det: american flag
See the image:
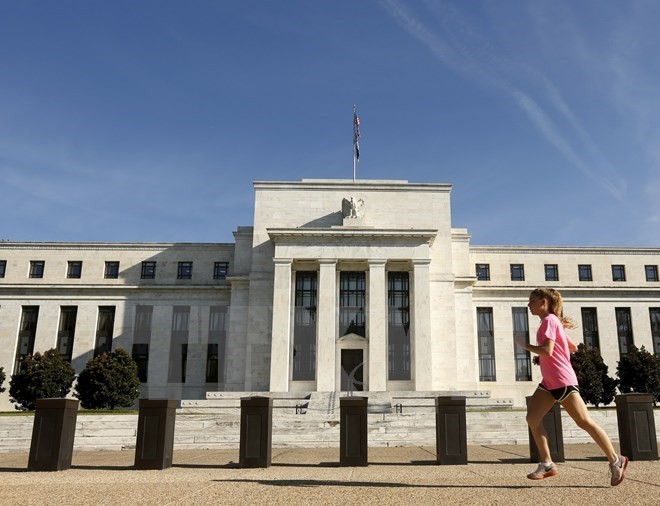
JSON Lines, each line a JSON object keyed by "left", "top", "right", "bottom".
{"left": 353, "top": 106, "right": 361, "bottom": 160}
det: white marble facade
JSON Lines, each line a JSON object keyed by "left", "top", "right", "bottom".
{"left": 1, "top": 179, "right": 659, "bottom": 409}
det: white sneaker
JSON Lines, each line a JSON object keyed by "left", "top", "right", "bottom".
{"left": 610, "top": 455, "right": 628, "bottom": 486}
{"left": 527, "top": 462, "right": 559, "bottom": 480}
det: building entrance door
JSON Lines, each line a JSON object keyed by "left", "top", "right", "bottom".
{"left": 340, "top": 349, "right": 364, "bottom": 391}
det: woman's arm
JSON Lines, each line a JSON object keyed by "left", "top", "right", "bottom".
{"left": 514, "top": 336, "right": 555, "bottom": 357}
{"left": 567, "top": 337, "right": 578, "bottom": 354}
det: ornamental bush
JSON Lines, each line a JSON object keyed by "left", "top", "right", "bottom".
{"left": 74, "top": 348, "right": 141, "bottom": 410}
{"left": 570, "top": 343, "right": 618, "bottom": 407}
{"left": 617, "top": 345, "right": 660, "bottom": 405}
{"left": 9, "top": 349, "right": 76, "bottom": 411}
{"left": 0, "top": 366, "right": 6, "bottom": 393}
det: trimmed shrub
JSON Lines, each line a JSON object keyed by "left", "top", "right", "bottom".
{"left": 9, "top": 349, "right": 76, "bottom": 411}
{"left": 74, "top": 348, "right": 141, "bottom": 410}
{"left": 0, "top": 366, "right": 6, "bottom": 393}
{"left": 571, "top": 344, "right": 618, "bottom": 407}
{"left": 617, "top": 345, "right": 660, "bottom": 405}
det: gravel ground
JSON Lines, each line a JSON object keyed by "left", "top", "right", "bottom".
{"left": 0, "top": 444, "right": 658, "bottom": 505}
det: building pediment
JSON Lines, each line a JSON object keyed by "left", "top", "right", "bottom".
{"left": 337, "top": 333, "right": 367, "bottom": 343}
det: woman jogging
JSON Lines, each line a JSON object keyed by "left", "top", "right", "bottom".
{"left": 514, "top": 288, "right": 627, "bottom": 486}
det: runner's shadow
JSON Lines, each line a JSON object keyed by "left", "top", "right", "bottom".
{"left": 214, "top": 478, "right": 607, "bottom": 490}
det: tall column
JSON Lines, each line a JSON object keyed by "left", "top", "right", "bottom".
{"left": 316, "top": 260, "right": 337, "bottom": 391}
{"left": 269, "top": 258, "right": 293, "bottom": 392}
{"left": 368, "top": 260, "right": 387, "bottom": 391}
{"left": 413, "top": 259, "right": 433, "bottom": 391}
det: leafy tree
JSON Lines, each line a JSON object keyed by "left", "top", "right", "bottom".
{"left": 0, "top": 366, "right": 6, "bottom": 394}
{"left": 617, "top": 345, "right": 660, "bottom": 405}
{"left": 74, "top": 348, "right": 141, "bottom": 410}
{"left": 9, "top": 349, "right": 76, "bottom": 411}
{"left": 570, "top": 344, "right": 618, "bottom": 407}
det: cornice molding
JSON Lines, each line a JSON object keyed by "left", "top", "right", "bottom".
{"left": 0, "top": 242, "right": 234, "bottom": 251}
{"left": 470, "top": 246, "right": 660, "bottom": 255}
{"left": 254, "top": 179, "right": 452, "bottom": 193}
{"left": 268, "top": 228, "right": 437, "bottom": 246}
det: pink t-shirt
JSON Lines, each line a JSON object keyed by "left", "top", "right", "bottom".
{"left": 537, "top": 313, "right": 578, "bottom": 390}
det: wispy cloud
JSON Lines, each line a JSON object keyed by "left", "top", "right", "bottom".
{"left": 379, "top": 0, "right": 626, "bottom": 201}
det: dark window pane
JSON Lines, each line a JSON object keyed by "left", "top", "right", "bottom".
{"left": 29, "top": 261, "right": 44, "bottom": 278}
{"left": 476, "top": 264, "right": 490, "bottom": 281}
{"left": 67, "top": 261, "right": 82, "bottom": 279}
{"left": 104, "top": 261, "right": 120, "bottom": 279}
{"left": 141, "top": 261, "right": 156, "bottom": 279}
{"left": 477, "top": 307, "right": 496, "bottom": 381}
{"left": 544, "top": 264, "right": 559, "bottom": 282}
{"left": 512, "top": 307, "right": 531, "bottom": 381}
{"left": 510, "top": 264, "right": 525, "bottom": 281}
{"left": 578, "top": 264, "right": 592, "bottom": 281}
{"left": 612, "top": 265, "right": 626, "bottom": 282}
{"left": 581, "top": 308, "right": 600, "bottom": 349}
{"left": 645, "top": 265, "right": 658, "bottom": 282}
{"left": 214, "top": 262, "right": 229, "bottom": 280}
{"left": 177, "top": 262, "right": 193, "bottom": 279}
{"left": 293, "top": 271, "right": 317, "bottom": 381}
{"left": 339, "top": 272, "right": 366, "bottom": 337}
{"left": 615, "top": 308, "right": 634, "bottom": 355}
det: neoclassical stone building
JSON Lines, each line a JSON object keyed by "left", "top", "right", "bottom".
{"left": 1, "top": 179, "right": 659, "bottom": 409}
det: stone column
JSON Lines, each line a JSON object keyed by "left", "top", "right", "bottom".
{"left": 368, "top": 259, "right": 387, "bottom": 391}
{"left": 269, "top": 258, "right": 293, "bottom": 392}
{"left": 316, "top": 260, "right": 337, "bottom": 391}
{"left": 413, "top": 259, "right": 432, "bottom": 391}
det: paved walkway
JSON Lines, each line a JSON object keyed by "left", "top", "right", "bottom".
{"left": 0, "top": 444, "right": 658, "bottom": 505}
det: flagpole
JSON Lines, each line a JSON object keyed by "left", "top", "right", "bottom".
{"left": 353, "top": 105, "right": 356, "bottom": 182}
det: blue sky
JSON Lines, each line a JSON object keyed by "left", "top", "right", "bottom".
{"left": 1, "top": 1, "right": 659, "bottom": 247}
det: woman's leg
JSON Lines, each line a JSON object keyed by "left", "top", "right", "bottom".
{"left": 526, "top": 388, "right": 557, "bottom": 463}
{"left": 561, "top": 393, "right": 617, "bottom": 463}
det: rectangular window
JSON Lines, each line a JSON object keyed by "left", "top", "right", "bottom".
{"left": 206, "top": 343, "right": 219, "bottom": 383}
{"left": 510, "top": 264, "right": 525, "bottom": 281}
{"left": 67, "top": 261, "right": 82, "bottom": 279}
{"left": 0, "top": 260, "right": 6, "bottom": 278}
{"left": 134, "top": 305, "right": 153, "bottom": 339}
{"left": 29, "top": 261, "right": 44, "bottom": 279}
{"left": 177, "top": 261, "right": 193, "bottom": 280}
{"left": 14, "top": 306, "right": 39, "bottom": 374}
{"left": 104, "top": 261, "right": 120, "bottom": 279}
{"left": 169, "top": 306, "right": 190, "bottom": 382}
{"left": 133, "top": 305, "right": 153, "bottom": 382}
{"left": 293, "top": 271, "right": 317, "bottom": 381}
{"left": 477, "top": 307, "right": 496, "bottom": 381}
{"left": 544, "top": 264, "right": 559, "bottom": 282}
{"left": 208, "top": 306, "right": 228, "bottom": 383}
{"left": 57, "top": 306, "right": 78, "bottom": 362}
{"left": 578, "top": 264, "right": 592, "bottom": 281}
{"left": 141, "top": 261, "right": 156, "bottom": 279}
{"left": 615, "top": 307, "right": 634, "bottom": 356}
{"left": 180, "top": 343, "right": 188, "bottom": 383}
{"left": 512, "top": 308, "right": 532, "bottom": 381}
{"left": 650, "top": 308, "right": 660, "bottom": 356}
{"left": 132, "top": 343, "right": 149, "bottom": 383}
{"left": 388, "top": 272, "right": 411, "bottom": 381}
{"left": 580, "top": 308, "right": 600, "bottom": 349}
{"left": 645, "top": 265, "right": 659, "bottom": 282}
{"left": 214, "top": 262, "right": 229, "bottom": 280}
{"left": 94, "top": 306, "right": 116, "bottom": 357}
{"left": 612, "top": 265, "right": 626, "bottom": 282}
{"left": 339, "top": 272, "right": 366, "bottom": 337}
{"left": 475, "top": 264, "right": 490, "bottom": 281}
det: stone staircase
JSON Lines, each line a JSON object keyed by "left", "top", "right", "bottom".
{"left": 0, "top": 391, "right": 655, "bottom": 452}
